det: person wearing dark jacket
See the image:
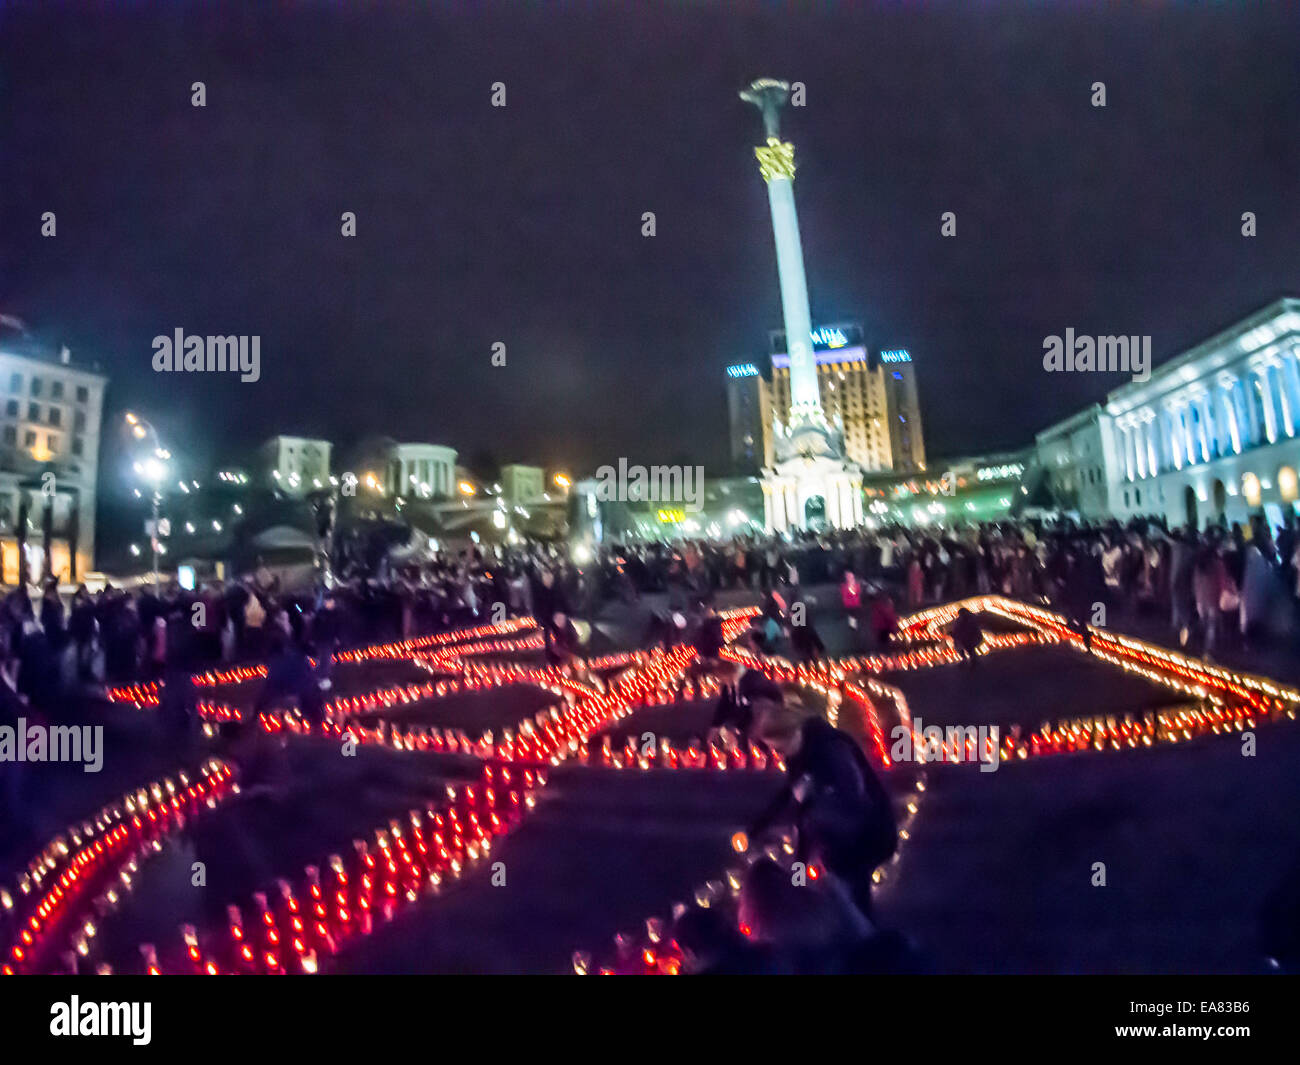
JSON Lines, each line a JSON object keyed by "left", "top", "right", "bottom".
{"left": 949, "top": 607, "right": 983, "bottom": 664}
{"left": 713, "top": 662, "right": 784, "bottom": 743}
{"left": 544, "top": 611, "right": 584, "bottom": 667}
{"left": 0, "top": 653, "right": 30, "bottom": 841}
{"left": 749, "top": 714, "right": 897, "bottom": 919}
{"left": 788, "top": 603, "right": 826, "bottom": 662}
{"left": 695, "top": 611, "right": 725, "bottom": 662}
{"left": 532, "top": 568, "right": 573, "bottom": 656}
{"left": 40, "top": 584, "right": 66, "bottom": 652}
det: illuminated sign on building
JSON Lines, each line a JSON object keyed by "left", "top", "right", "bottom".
{"left": 727, "top": 363, "right": 759, "bottom": 378}
{"left": 811, "top": 326, "right": 848, "bottom": 349}
{"left": 656, "top": 508, "right": 686, "bottom": 523}
{"left": 880, "top": 349, "right": 911, "bottom": 363}
{"left": 976, "top": 463, "right": 1025, "bottom": 481}
{"left": 771, "top": 322, "right": 864, "bottom": 356}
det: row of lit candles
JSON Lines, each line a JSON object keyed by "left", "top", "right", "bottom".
{"left": 2, "top": 760, "right": 236, "bottom": 975}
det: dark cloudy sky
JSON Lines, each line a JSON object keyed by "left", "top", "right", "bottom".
{"left": 2, "top": 1, "right": 1297, "bottom": 483}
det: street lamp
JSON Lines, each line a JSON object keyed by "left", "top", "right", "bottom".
{"left": 125, "top": 413, "right": 170, "bottom": 585}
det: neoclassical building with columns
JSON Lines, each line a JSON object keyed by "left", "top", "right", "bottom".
{"left": 1037, "top": 297, "right": 1300, "bottom": 530}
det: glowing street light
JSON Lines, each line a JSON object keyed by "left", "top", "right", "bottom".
{"left": 458, "top": 480, "right": 476, "bottom": 497}
{"left": 125, "top": 414, "right": 171, "bottom": 585}
{"left": 554, "top": 473, "right": 572, "bottom": 489}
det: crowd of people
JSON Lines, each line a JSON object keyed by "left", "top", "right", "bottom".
{"left": 599, "top": 511, "right": 1300, "bottom": 663}
{"left": 0, "top": 549, "right": 600, "bottom": 711}
{"left": 4, "top": 508, "right": 1298, "bottom": 715}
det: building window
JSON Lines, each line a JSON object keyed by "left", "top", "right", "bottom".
{"left": 74, "top": 410, "right": 85, "bottom": 431}
{"left": 5, "top": 400, "right": 15, "bottom": 417}
{"left": 49, "top": 407, "right": 61, "bottom": 427}
{"left": 51, "top": 381, "right": 64, "bottom": 399}
{"left": 29, "top": 378, "right": 41, "bottom": 397}
{"left": 72, "top": 437, "right": 84, "bottom": 457}
{"left": 2, "top": 426, "right": 13, "bottom": 445}
{"left": 47, "top": 435, "right": 58, "bottom": 455}
{"left": 27, "top": 403, "right": 39, "bottom": 422}
{"left": 9, "top": 373, "right": 20, "bottom": 392}
{"left": 23, "top": 431, "right": 35, "bottom": 447}
{"left": 76, "top": 385, "right": 88, "bottom": 404}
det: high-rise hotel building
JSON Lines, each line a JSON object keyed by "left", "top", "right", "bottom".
{"left": 726, "top": 322, "right": 926, "bottom": 475}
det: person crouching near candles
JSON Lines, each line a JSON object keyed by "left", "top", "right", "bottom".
{"left": 949, "top": 606, "right": 984, "bottom": 666}
{"left": 788, "top": 594, "right": 827, "bottom": 663}
{"left": 869, "top": 592, "right": 899, "bottom": 649}
{"left": 746, "top": 707, "right": 898, "bottom": 921}
{"left": 709, "top": 650, "right": 784, "bottom": 748}
{"left": 546, "top": 610, "right": 603, "bottom": 692}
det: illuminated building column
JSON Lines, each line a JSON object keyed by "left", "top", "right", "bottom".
{"left": 1202, "top": 394, "right": 1220, "bottom": 458}
{"left": 1144, "top": 415, "right": 1158, "bottom": 476}
{"left": 764, "top": 482, "right": 785, "bottom": 533}
{"left": 1179, "top": 405, "right": 1196, "bottom": 466}
{"left": 1194, "top": 394, "right": 1211, "bottom": 462}
{"left": 1133, "top": 421, "right": 1148, "bottom": 479}
{"left": 1256, "top": 366, "right": 1278, "bottom": 443}
{"left": 1282, "top": 350, "right": 1300, "bottom": 435}
{"left": 1269, "top": 360, "right": 1295, "bottom": 437}
{"left": 1238, "top": 375, "right": 1259, "bottom": 446}
{"left": 741, "top": 79, "right": 820, "bottom": 423}
{"left": 1219, "top": 379, "right": 1242, "bottom": 454}
{"left": 1163, "top": 409, "right": 1182, "bottom": 470}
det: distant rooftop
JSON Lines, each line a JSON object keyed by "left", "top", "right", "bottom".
{"left": 0, "top": 314, "right": 104, "bottom": 375}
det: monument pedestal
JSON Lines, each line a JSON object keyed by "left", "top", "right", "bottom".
{"left": 762, "top": 457, "right": 863, "bottom": 533}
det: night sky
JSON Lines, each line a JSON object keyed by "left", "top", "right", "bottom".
{"left": 2, "top": 2, "right": 1297, "bottom": 486}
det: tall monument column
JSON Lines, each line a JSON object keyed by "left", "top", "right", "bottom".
{"left": 740, "top": 79, "right": 821, "bottom": 425}
{"left": 741, "top": 78, "right": 862, "bottom": 533}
